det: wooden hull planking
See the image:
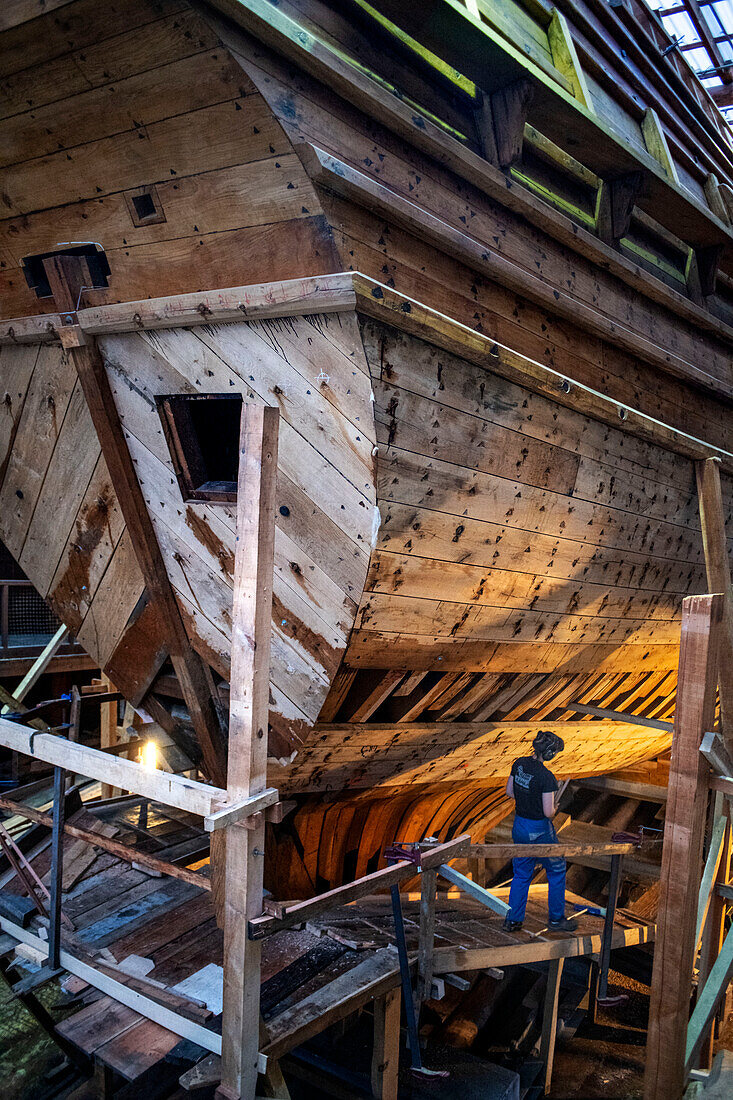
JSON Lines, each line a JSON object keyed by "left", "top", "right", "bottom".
{"left": 1, "top": 0, "right": 732, "bottom": 816}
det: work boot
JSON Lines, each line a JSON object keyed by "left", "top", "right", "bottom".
{"left": 502, "top": 917, "right": 523, "bottom": 932}
{"left": 548, "top": 916, "right": 578, "bottom": 932}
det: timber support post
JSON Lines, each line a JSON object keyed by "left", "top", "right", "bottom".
{"left": 371, "top": 988, "right": 400, "bottom": 1100}
{"left": 644, "top": 593, "right": 724, "bottom": 1100}
{"left": 696, "top": 458, "right": 733, "bottom": 750}
{"left": 216, "top": 403, "right": 280, "bottom": 1100}
{"left": 539, "top": 957, "right": 564, "bottom": 1095}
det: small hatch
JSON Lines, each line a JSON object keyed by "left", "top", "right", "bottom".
{"left": 157, "top": 394, "right": 243, "bottom": 503}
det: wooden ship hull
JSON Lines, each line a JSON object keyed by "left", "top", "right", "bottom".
{"left": 1, "top": 0, "right": 733, "bottom": 888}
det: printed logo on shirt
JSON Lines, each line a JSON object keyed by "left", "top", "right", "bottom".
{"left": 514, "top": 764, "right": 533, "bottom": 790}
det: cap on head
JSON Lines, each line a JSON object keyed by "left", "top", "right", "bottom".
{"left": 533, "top": 729, "right": 564, "bottom": 762}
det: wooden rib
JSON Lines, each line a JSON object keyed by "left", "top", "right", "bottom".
{"left": 347, "top": 671, "right": 404, "bottom": 722}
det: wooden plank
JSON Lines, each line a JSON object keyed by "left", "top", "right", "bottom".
{"left": 696, "top": 458, "right": 733, "bottom": 750}
{"left": 371, "top": 988, "right": 400, "bottom": 1100}
{"left": 2, "top": 93, "right": 288, "bottom": 216}
{"left": 539, "top": 957, "right": 564, "bottom": 1094}
{"left": 263, "top": 948, "right": 401, "bottom": 1059}
{"left": 686, "top": 922, "right": 733, "bottom": 1070}
{"left": 345, "top": 633, "right": 682, "bottom": 673}
{"left": 203, "top": 788, "right": 280, "bottom": 833}
{"left": 0, "top": 343, "right": 78, "bottom": 559}
{"left": 433, "top": 920, "right": 653, "bottom": 973}
{"left": 0, "top": 914, "right": 224, "bottom": 1057}
{"left": 641, "top": 108, "right": 680, "bottom": 184}
{"left": 437, "top": 863, "right": 510, "bottom": 917}
{"left": 695, "top": 814, "right": 727, "bottom": 951}
{"left": 564, "top": 704, "right": 672, "bottom": 731}
{"left": 95, "top": 1017, "right": 180, "bottom": 1080}
{"left": 468, "top": 842, "right": 637, "bottom": 860}
{"left": 0, "top": 715, "right": 226, "bottom": 816}
{"left": 218, "top": 404, "right": 279, "bottom": 1100}
{"left": 574, "top": 776, "right": 669, "bottom": 802}
{"left": 73, "top": 275, "right": 356, "bottom": 335}
{"left": 644, "top": 594, "right": 724, "bottom": 1100}
{"left": 0, "top": 796, "right": 211, "bottom": 890}
{"left": 698, "top": 806, "right": 731, "bottom": 1067}
{"left": 249, "top": 835, "right": 470, "bottom": 940}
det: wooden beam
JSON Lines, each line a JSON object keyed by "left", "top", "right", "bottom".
{"left": 694, "top": 245, "right": 724, "bottom": 298}
{"left": 644, "top": 594, "right": 724, "bottom": 1100}
{"left": 695, "top": 813, "right": 727, "bottom": 952}
{"left": 437, "top": 863, "right": 510, "bottom": 916}
{"left": 696, "top": 458, "right": 733, "bottom": 751}
{"left": 700, "top": 731, "right": 733, "bottom": 777}
{"left": 203, "top": 788, "right": 280, "bottom": 833}
{"left": 43, "top": 254, "right": 227, "bottom": 787}
{"left": 72, "top": 274, "right": 356, "bottom": 336}
{"left": 596, "top": 171, "right": 644, "bottom": 245}
{"left": 641, "top": 108, "right": 680, "bottom": 184}
{"left": 416, "top": 868, "right": 437, "bottom": 1023}
{"left": 697, "top": 800, "right": 731, "bottom": 1068}
{"left": 491, "top": 78, "right": 534, "bottom": 167}
{"left": 249, "top": 835, "right": 470, "bottom": 940}
{"left": 574, "top": 777, "right": 668, "bottom": 802}
{"left": 539, "top": 958, "right": 564, "bottom": 1094}
{"left": 547, "top": 9, "right": 592, "bottom": 107}
{"left": 0, "top": 796, "right": 211, "bottom": 891}
{"left": 99, "top": 674, "right": 118, "bottom": 801}
{"left": 686, "top": 922, "right": 733, "bottom": 1071}
{"left": 564, "top": 703, "right": 672, "bottom": 731}
{"left": 218, "top": 404, "right": 279, "bottom": 1100}
{"left": 0, "top": 715, "right": 226, "bottom": 814}
{"left": 468, "top": 841, "right": 638, "bottom": 859}
{"left": 0, "top": 685, "right": 48, "bottom": 731}
{"left": 433, "top": 920, "right": 654, "bottom": 974}
{"left": 371, "top": 989, "right": 400, "bottom": 1100}
{"left": 704, "top": 174, "right": 731, "bottom": 226}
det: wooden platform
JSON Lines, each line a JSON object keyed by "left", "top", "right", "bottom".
{"left": 0, "top": 797, "right": 654, "bottom": 1085}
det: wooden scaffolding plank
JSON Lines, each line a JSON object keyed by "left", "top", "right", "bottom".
{"left": 644, "top": 593, "right": 724, "bottom": 1100}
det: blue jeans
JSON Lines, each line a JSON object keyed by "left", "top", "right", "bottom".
{"left": 507, "top": 815, "right": 567, "bottom": 924}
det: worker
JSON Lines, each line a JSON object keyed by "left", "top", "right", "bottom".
{"left": 502, "top": 730, "right": 577, "bottom": 933}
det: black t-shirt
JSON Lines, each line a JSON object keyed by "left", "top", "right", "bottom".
{"left": 510, "top": 756, "right": 558, "bottom": 820}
